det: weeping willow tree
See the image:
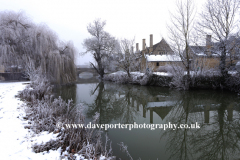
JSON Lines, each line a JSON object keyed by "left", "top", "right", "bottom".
{"left": 0, "top": 11, "right": 76, "bottom": 84}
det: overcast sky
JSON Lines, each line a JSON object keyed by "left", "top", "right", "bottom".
{"left": 0, "top": 0, "right": 206, "bottom": 65}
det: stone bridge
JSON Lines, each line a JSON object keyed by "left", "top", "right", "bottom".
{"left": 76, "top": 68, "right": 99, "bottom": 83}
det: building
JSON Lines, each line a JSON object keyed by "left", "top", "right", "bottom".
{"left": 137, "top": 34, "right": 182, "bottom": 72}
{"left": 138, "top": 34, "right": 240, "bottom": 73}
{"left": 188, "top": 35, "right": 240, "bottom": 71}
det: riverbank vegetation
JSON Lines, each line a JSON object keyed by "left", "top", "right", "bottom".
{"left": 18, "top": 76, "right": 116, "bottom": 159}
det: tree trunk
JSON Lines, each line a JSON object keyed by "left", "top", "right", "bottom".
{"left": 220, "top": 45, "right": 227, "bottom": 78}
{"left": 127, "top": 68, "right": 131, "bottom": 78}
{"left": 97, "top": 59, "right": 104, "bottom": 79}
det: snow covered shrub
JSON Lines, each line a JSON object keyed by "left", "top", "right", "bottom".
{"left": 103, "top": 71, "right": 130, "bottom": 83}
{"left": 28, "top": 96, "right": 80, "bottom": 132}
{"left": 138, "top": 67, "right": 153, "bottom": 85}
{"left": 139, "top": 74, "right": 150, "bottom": 85}
{"left": 19, "top": 76, "right": 52, "bottom": 101}
{"left": 118, "top": 142, "right": 133, "bottom": 160}
{"left": 20, "top": 78, "right": 115, "bottom": 159}
{"left": 167, "top": 65, "right": 188, "bottom": 90}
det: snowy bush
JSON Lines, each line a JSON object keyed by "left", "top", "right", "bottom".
{"left": 118, "top": 142, "right": 133, "bottom": 160}
{"left": 19, "top": 76, "right": 52, "bottom": 101}
{"left": 139, "top": 74, "right": 150, "bottom": 85}
{"left": 103, "top": 71, "right": 130, "bottom": 83}
{"left": 19, "top": 78, "right": 115, "bottom": 159}
{"left": 163, "top": 64, "right": 187, "bottom": 89}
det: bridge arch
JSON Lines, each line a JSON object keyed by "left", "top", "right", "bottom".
{"left": 76, "top": 68, "right": 98, "bottom": 79}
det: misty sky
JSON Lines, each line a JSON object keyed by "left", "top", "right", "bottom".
{"left": 0, "top": 0, "right": 206, "bottom": 65}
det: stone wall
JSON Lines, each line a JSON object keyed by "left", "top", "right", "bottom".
{"left": 193, "top": 57, "right": 238, "bottom": 70}
{"left": 148, "top": 61, "right": 183, "bottom": 71}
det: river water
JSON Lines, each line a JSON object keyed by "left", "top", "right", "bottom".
{"left": 56, "top": 80, "right": 240, "bottom": 160}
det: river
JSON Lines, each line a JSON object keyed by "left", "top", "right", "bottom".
{"left": 55, "top": 80, "right": 240, "bottom": 160}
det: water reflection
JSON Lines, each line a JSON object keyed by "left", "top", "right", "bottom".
{"left": 162, "top": 91, "right": 240, "bottom": 160}
{"left": 86, "top": 82, "right": 140, "bottom": 124}
{"left": 54, "top": 84, "right": 76, "bottom": 104}
{"left": 57, "top": 82, "right": 240, "bottom": 160}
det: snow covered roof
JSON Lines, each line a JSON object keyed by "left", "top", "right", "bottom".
{"left": 189, "top": 46, "right": 207, "bottom": 56}
{"left": 189, "top": 46, "right": 221, "bottom": 57}
{"left": 146, "top": 55, "right": 182, "bottom": 62}
{"left": 195, "top": 53, "right": 207, "bottom": 56}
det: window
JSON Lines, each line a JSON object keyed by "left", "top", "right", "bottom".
{"left": 158, "top": 50, "right": 166, "bottom": 55}
{"left": 156, "top": 62, "right": 159, "bottom": 66}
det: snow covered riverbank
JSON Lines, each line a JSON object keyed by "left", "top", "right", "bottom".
{"left": 0, "top": 82, "right": 61, "bottom": 160}
{"left": 0, "top": 82, "right": 113, "bottom": 160}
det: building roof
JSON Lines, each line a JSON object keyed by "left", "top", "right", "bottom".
{"left": 145, "top": 38, "right": 174, "bottom": 54}
{"left": 189, "top": 46, "right": 207, "bottom": 56}
{"left": 147, "top": 101, "right": 175, "bottom": 120}
{"left": 189, "top": 45, "right": 222, "bottom": 57}
{"left": 154, "top": 38, "right": 174, "bottom": 53}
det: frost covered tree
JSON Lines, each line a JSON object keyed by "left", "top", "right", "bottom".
{"left": 0, "top": 11, "right": 32, "bottom": 70}
{"left": 0, "top": 11, "right": 76, "bottom": 84}
{"left": 198, "top": 0, "right": 240, "bottom": 77}
{"left": 168, "top": 0, "right": 196, "bottom": 89}
{"left": 82, "top": 19, "right": 117, "bottom": 79}
{"left": 116, "top": 38, "right": 139, "bottom": 77}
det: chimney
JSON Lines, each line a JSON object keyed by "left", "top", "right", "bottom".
{"left": 206, "top": 35, "right": 211, "bottom": 56}
{"left": 150, "top": 34, "right": 153, "bottom": 53}
{"left": 131, "top": 46, "right": 134, "bottom": 54}
{"left": 142, "top": 39, "right": 146, "bottom": 51}
{"left": 136, "top": 43, "right": 139, "bottom": 52}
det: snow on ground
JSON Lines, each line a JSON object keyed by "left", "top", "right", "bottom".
{"left": 130, "top": 72, "right": 144, "bottom": 76}
{"left": 109, "top": 71, "right": 171, "bottom": 77}
{"left": 109, "top": 71, "right": 126, "bottom": 75}
{"left": 0, "top": 82, "right": 61, "bottom": 160}
{"left": 0, "top": 81, "right": 110, "bottom": 160}
{"left": 228, "top": 71, "right": 238, "bottom": 75}
{"left": 153, "top": 72, "right": 172, "bottom": 77}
